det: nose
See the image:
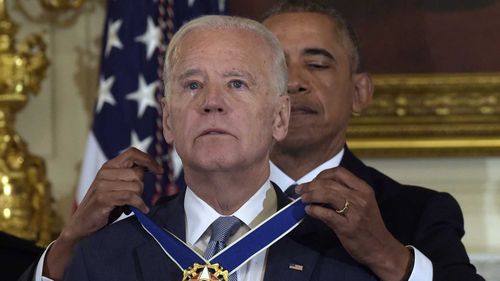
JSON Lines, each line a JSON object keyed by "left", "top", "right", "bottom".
{"left": 287, "top": 65, "right": 309, "bottom": 95}
{"left": 201, "top": 85, "right": 227, "bottom": 114}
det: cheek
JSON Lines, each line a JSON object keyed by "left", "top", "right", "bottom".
{"left": 168, "top": 108, "right": 192, "bottom": 138}
{"left": 317, "top": 77, "right": 353, "bottom": 107}
{"left": 250, "top": 108, "right": 275, "bottom": 139}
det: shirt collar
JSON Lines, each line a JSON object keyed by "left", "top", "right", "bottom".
{"left": 270, "top": 148, "right": 344, "bottom": 191}
{"left": 184, "top": 180, "right": 274, "bottom": 246}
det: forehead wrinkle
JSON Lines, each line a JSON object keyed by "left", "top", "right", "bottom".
{"left": 176, "top": 68, "right": 207, "bottom": 81}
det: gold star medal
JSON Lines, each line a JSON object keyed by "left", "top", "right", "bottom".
{"left": 182, "top": 263, "right": 229, "bottom": 281}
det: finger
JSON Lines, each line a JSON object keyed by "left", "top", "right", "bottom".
{"left": 297, "top": 175, "right": 351, "bottom": 195}
{"left": 103, "top": 148, "right": 163, "bottom": 174}
{"left": 305, "top": 204, "right": 346, "bottom": 227}
{"left": 96, "top": 167, "right": 146, "bottom": 182}
{"left": 300, "top": 180, "right": 353, "bottom": 209}
{"left": 316, "top": 167, "right": 369, "bottom": 192}
{"left": 92, "top": 189, "right": 149, "bottom": 214}
{"left": 109, "top": 190, "right": 149, "bottom": 214}
{"left": 88, "top": 179, "right": 144, "bottom": 196}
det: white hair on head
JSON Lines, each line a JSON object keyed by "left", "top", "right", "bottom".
{"left": 163, "top": 15, "right": 287, "bottom": 98}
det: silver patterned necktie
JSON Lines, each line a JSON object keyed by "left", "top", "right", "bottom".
{"left": 203, "top": 216, "right": 241, "bottom": 281}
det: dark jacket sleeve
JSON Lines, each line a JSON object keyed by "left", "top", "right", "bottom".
{"left": 413, "top": 192, "right": 484, "bottom": 281}
{"left": 0, "top": 231, "right": 43, "bottom": 281}
{"left": 63, "top": 241, "right": 90, "bottom": 281}
{"left": 16, "top": 262, "right": 38, "bottom": 281}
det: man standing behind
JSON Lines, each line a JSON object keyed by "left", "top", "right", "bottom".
{"left": 263, "top": 1, "right": 484, "bottom": 281}
{"left": 59, "top": 15, "right": 376, "bottom": 281}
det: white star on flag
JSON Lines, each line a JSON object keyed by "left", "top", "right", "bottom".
{"left": 126, "top": 75, "right": 158, "bottom": 118}
{"left": 96, "top": 76, "right": 116, "bottom": 113}
{"left": 130, "top": 130, "right": 153, "bottom": 153}
{"left": 105, "top": 19, "right": 123, "bottom": 57}
{"left": 135, "top": 17, "right": 162, "bottom": 60}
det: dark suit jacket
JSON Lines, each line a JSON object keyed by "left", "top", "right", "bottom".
{"left": 62, "top": 185, "right": 376, "bottom": 281}
{"left": 0, "top": 231, "right": 43, "bottom": 281}
{"left": 330, "top": 147, "right": 484, "bottom": 281}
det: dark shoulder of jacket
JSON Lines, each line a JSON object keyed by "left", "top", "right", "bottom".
{"left": 150, "top": 193, "right": 182, "bottom": 215}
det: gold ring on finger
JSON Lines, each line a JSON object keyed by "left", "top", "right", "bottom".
{"left": 335, "top": 200, "right": 350, "bottom": 216}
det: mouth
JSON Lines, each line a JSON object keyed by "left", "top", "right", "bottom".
{"left": 290, "top": 105, "right": 317, "bottom": 115}
{"left": 198, "top": 128, "right": 231, "bottom": 137}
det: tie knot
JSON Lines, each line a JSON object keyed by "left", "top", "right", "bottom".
{"left": 209, "top": 216, "right": 241, "bottom": 244}
{"left": 285, "top": 183, "right": 299, "bottom": 199}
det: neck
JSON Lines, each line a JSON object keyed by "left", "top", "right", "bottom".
{"left": 271, "top": 138, "right": 344, "bottom": 181}
{"left": 184, "top": 161, "right": 270, "bottom": 215}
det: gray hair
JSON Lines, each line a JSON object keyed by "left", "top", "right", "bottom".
{"left": 163, "top": 15, "right": 287, "bottom": 98}
{"left": 263, "top": 0, "right": 361, "bottom": 73}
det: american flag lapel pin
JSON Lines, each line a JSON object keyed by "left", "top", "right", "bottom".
{"left": 289, "top": 263, "right": 304, "bottom": 271}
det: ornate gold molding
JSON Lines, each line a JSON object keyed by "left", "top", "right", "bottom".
{"left": 0, "top": 0, "right": 59, "bottom": 246}
{"left": 348, "top": 73, "right": 500, "bottom": 157}
{"left": 40, "top": 0, "right": 85, "bottom": 10}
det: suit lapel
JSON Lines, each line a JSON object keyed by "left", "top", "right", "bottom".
{"left": 340, "top": 146, "right": 382, "bottom": 201}
{"left": 264, "top": 236, "right": 319, "bottom": 281}
{"left": 135, "top": 241, "right": 181, "bottom": 281}
{"left": 262, "top": 185, "right": 319, "bottom": 281}
{"left": 134, "top": 191, "right": 187, "bottom": 280}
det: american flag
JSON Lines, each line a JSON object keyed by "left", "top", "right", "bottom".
{"left": 76, "top": 0, "right": 227, "bottom": 207}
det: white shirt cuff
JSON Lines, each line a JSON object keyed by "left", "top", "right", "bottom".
{"left": 407, "top": 245, "right": 433, "bottom": 281}
{"left": 33, "top": 241, "right": 55, "bottom": 281}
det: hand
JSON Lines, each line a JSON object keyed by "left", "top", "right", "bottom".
{"left": 296, "top": 167, "right": 411, "bottom": 281}
{"left": 44, "top": 148, "right": 163, "bottom": 280}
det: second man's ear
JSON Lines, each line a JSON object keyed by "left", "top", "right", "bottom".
{"left": 351, "top": 72, "right": 374, "bottom": 114}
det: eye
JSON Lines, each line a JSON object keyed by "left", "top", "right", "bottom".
{"left": 228, "top": 79, "right": 247, "bottom": 89}
{"left": 186, "top": 81, "right": 202, "bottom": 90}
{"left": 307, "top": 62, "right": 329, "bottom": 70}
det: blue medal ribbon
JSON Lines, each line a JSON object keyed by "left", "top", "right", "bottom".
{"left": 131, "top": 197, "right": 306, "bottom": 275}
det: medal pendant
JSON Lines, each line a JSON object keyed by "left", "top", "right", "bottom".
{"left": 182, "top": 263, "right": 229, "bottom": 281}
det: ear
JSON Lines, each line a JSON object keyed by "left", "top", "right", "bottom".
{"left": 272, "top": 95, "right": 290, "bottom": 142}
{"left": 161, "top": 97, "right": 174, "bottom": 144}
{"left": 351, "top": 72, "right": 374, "bottom": 114}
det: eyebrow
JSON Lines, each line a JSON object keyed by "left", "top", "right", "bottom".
{"left": 302, "top": 48, "right": 336, "bottom": 62}
{"left": 177, "top": 69, "right": 207, "bottom": 81}
{"left": 222, "top": 70, "right": 257, "bottom": 85}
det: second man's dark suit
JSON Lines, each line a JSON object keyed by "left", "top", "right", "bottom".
{"left": 329, "top": 147, "right": 484, "bottom": 281}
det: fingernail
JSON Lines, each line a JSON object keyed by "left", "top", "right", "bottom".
{"left": 295, "top": 185, "right": 303, "bottom": 193}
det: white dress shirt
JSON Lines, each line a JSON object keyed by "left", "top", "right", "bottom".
{"left": 269, "top": 148, "right": 433, "bottom": 281}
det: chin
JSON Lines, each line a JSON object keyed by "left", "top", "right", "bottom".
{"left": 189, "top": 153, "right": 237, "bottom": 171}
